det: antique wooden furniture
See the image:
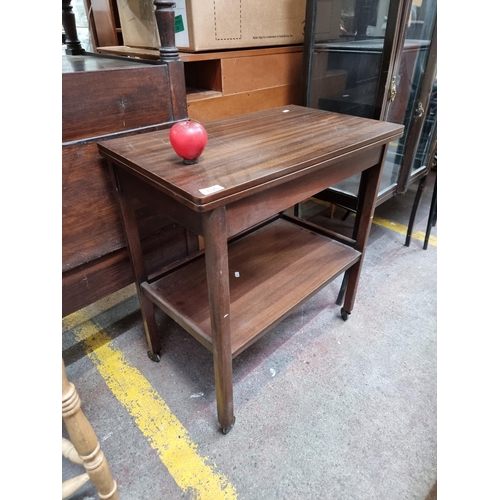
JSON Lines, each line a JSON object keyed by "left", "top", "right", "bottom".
{"left": 62, "top": 0, "right": 198, "bottom": 317}
{"left": 62, "top": 359, "right": 119, "bottom": 499}
{"left": 97, "top": 105, "right": 403, "bottom": 433}
{"left": 301, "top": 0, "right": 437, "bottom": 212}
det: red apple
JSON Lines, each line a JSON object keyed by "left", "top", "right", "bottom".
{"left": 169, "top": 120, "right": 208, "bottom": 164}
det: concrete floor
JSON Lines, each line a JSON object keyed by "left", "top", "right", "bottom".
{"left": 62, "top": 169, "right": 437, "bottom": 500}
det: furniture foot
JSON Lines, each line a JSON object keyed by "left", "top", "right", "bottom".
{"left": 221, "top": 416, "right": 236, "bottom": 435}
{"left": 147, "top": 350, "right": 161, "bottom": 362}
{"left": 341, "top": 308, "right": 351, "bottom": 321}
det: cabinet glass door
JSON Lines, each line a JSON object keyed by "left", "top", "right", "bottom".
{"left": 302, "top": 0, "right": 437, "bottom": 208}
{"left": 384, "top": 0, "right": 437, "bottom": 196}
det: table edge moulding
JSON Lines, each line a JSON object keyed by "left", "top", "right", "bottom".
{"left": 97, "top": 105, "right": 404, "bottom": 434}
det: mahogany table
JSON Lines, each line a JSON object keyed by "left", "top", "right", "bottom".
{"left": 97, "top": 105, "right": 403, "bottom": 433}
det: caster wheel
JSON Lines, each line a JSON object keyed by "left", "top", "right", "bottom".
{"left": 221, "top": 417, "right": 236, "bottom": 435}
{"left": 341, "top": 308, "right": 351, "bottom": 321}
{"left": 147, "top": 351, "right": 161, "bottom": 362}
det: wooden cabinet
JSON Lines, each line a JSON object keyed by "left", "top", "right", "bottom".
{"left": 62, "top": 0, "right": 198, "bottom": 317}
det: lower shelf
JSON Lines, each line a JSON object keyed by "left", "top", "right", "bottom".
{"left": 142, "top": 217, "right": 361, "bottom": 357}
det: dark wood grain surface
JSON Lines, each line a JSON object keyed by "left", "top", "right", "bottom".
{"left": 63, "top": 63, "right": 175, "bottom": 143}
{"left": 143, "top": 218, "right": 360, "bottom": 357}
{"left": 97, "top": 105, "right": 403, "bottom": 210}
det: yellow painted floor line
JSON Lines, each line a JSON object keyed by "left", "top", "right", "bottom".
{"left": 372, "top": 216, "right": 437, "bottom": 246}
{"left": 64, "top": 310, "right": 238, "bottom": 500}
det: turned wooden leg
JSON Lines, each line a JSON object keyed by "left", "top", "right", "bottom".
{"left": 62, "top": 0, "right": 85, "bottom": 54}
{"left": 202, "top": 208, "right": 235, "bottom": 433}
{"left": 62, "top": 359, "right": 119, "bottom": 500}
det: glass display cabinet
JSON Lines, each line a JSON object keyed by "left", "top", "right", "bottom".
{"left": 301, "top": 0, "right": 437, "bottom": 212}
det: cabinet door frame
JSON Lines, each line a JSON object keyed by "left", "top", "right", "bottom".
{"left": 393, "top": 22, "right": 437, "bottom": 194}
{"left": 301, "top": 0, "right": 413, "bottom": 118}
{"left": 374, "top": 0, "right": 414, "bottom": 120}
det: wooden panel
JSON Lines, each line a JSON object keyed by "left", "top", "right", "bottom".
{"left": 98, "top": 44, "right": 303, "bottom": 62}
{"left": 63, "top": 248, "right": 133, "bottom": 318}
{"left": 187, "top": 84, "right": 301, "bottom": 122}
{"left": 62, "top": 221, "right": 190, "bottom": 317}
{"left": 63, "top": 142, "right": 124, "bottom": 270}
{"left": 62, "top": 49, "right": 191, "bottom": 316}
{"left": 225, "top": 147, "right": 384, "bottom": 238}
{"left": 63, "top": 140, "right": 193, "bottom": 268}
{"left": 116, "top": 167, "right": 205, "bottom": 236}
{"left": 62, "top": 64, "right": 175, "bottom": 142}
{"left": 386, "top": 46, "right": 421, "bottom": 124}
{"left": 179, "top": 45, "right": 304, "bottom": 62}
{"left": 221, "top": 51, "right": 303, "bottom": 94}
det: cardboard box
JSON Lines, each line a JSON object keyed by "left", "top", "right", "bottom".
{"left": 116, "top": 0, "right": 307, "bottom": 52}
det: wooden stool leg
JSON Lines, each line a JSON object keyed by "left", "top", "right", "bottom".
{"left": 62, "top": 359, "right": 119, "bottom": 500}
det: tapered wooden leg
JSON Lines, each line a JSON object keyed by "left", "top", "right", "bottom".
{"left": 342, "top": 153, "right": 385, "bottom": 317}
{"left": 108, "top": 162, "right": 162, "bottom": 360}
{"left": 202, "top": 207, "right": 235, "bottom": 433}
{"left": 62, "top": 360, "right": 119, "bottom": 500}
{"left": 139, "top": 293, "right": 162, "bottom": 361}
